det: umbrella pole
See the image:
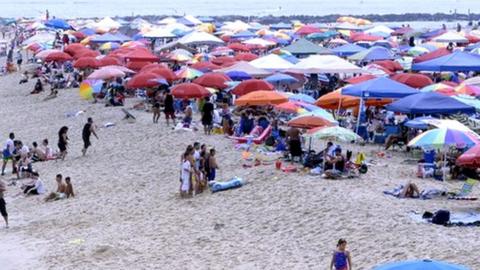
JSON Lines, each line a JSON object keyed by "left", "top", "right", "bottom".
{"left": 443, "top": 152, "right": 447, "bottom": 182}
{"left": 355, "top": 97, "right": 364, "bottom": 135}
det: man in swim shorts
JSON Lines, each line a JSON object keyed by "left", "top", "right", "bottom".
{"left": 82, "top": 118, "right": 99, "bottom": 156}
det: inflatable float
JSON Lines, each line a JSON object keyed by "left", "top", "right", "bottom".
{"left": 229, "top": 125, "right": 272, "bottom": 145}
{"left": 210, "top": 177, "right": 245, "bottom": 193}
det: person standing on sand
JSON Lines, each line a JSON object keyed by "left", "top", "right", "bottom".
{"left": 286, "top": 126, "right": 302, "bottom": 162}
{"left": 1, "top": 132, "right": 16, "bottom": 176}
{"left": 57, "top": 126, "right": 69, "bottom": 160}
{"left": 180, "top": 147, "right": 193, "bottom": 198}
{"left": 330, "top": 239, "right": 352, "bottom": 270}
{"left": 82, "top": 118, "right": 98, "bottom": 156}
{"left": 201, "top": 97, "right": 214, "bottom": 135}
{"left": 164, "top": 93, "right": 176, "bottom": 126}
{"left": 207, "top": 148, "right": 219, "bottom": 181}
{"left": 0, "top": 179, "right": 8, "bottom": 228}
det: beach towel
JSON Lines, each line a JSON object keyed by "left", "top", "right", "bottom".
{"left": 383, "top": 185, "right": 446, "bottom": 200}
{"left": 410, "top": 210, "right": 480, "bottom": 226}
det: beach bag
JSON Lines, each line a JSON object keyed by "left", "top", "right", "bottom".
{"left": 355, "top": 152, "right": 366, "bottom": 165}
{"left": 432, "top": 210, "right": 450, "bottom": 225}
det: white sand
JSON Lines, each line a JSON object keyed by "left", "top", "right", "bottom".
{"left": 0, "top": 70, "right": 478, "bottom": 270}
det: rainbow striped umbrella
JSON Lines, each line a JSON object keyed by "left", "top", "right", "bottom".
{"left": 100, "top": 42, "right": 121, "bottom": 51}
{"left": 175, "top": 67, "right": 203, "bottom": 80}
{"left": 408, "top": 128, "right": 479, "bottom": 150}
{"left": 79, "top": 79, "right": 103, "bottom": 100}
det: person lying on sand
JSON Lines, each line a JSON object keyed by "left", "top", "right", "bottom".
{"left": 400, "top": 182, "right": 420, "bottom": 198}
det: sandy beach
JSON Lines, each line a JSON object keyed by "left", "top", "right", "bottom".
{"left": 0, "top": 69, "right": 478, "bottom": 269}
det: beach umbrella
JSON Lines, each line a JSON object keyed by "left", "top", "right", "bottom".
{"left": 192, "top": 53, "right": 213, "bottom": 62}
{"left": 168, "top": 49, "right": 193, "bottom": 62}
{"left": 100, "top": 42, "right": 121, "bottom": 51}
{"left": 373, "top": 259, "right": 469, "bottom": 270}
{"left": 372, "top": 60, "right": 403, "bottom": 72}
{"left": 146, "top": 67, "right": 177, "bottom": 82}
{"left": 45, "top": 18, "right": 73, "bottom": 30}
{"left": 305, "top": 126, "right": 361, "bottom": 142}
{"left": 171, "top": 83, "right": 211, "bottom": 99}
{"left": 64, "top": 44, "right": 85, "bottom": 55}
{"left": 79, "top": 80, "right": 103, "bottom": 100}
{"left": 74, "top": 49, "right": 100, "bottom": 59}
{"left": 126, "top": 61, "right": 153, "bottom": 71}
{"left": 225, "top": 70, "right": 253, "bottom": 81}
{"left": 407, "top": 46, "right": 430, "bottom": 56}
{"left": 193, "top": 73, "right": 232, "bottom": 89}
{"left": 454, "top": 83, "right": 480, "bottom": 96}
{"left": 126, "top": 72, "right": 165, "bottom": 89}
{"left": 234, "top": 91, "right": 288, "bottom": 106}
{"left": 228, "top": 43, "right": 250, "bottom": 51}
{"left": 457, "top": 143, "right": 480, "bottom": 167}
{"left": 289, "top": 93, "right": 316, "bottom": 104}
{"left": 287, "top": 114, "right": 334, "bottom": 129}
{"left": 274, "top": 101, "right": 306, "bottom": 114}
{"left": 345, "top": 74, "right": 376, "bottom": 84}
{"left": 190, "top": 61, "right": 221, "bottom": 72}
{"left": 98, "top": 56, "right": 122, "bottom": 67}
{"left": 45, "top": 52, "right": 73, "bottom": 62}
{"left": 390, "top": 73, "right": 433, "bottom": 88}
{"left": 87, "top": 67, "right": 125, "bottom": 80}
{"left": 101, "top": 65, "right": 135, "bottom": 74}
{"left": 234, "top": 52, "right": 258, "bottom": 61}
{"left": 175, "top": 67, "right": 203, "bottom": 79}
{"left": 74, "top": 57, "right": 100, "bottom": 69}
{"left": 408, "top": 128, "right": 479, "bottom": 150}
{"left": 265, "top": 73, "right": 299, "bottom": 84}
{"left": 231, "top": 79, "right": 274, "bottom": 96}
{"left": 342, "top": 77, "right": 418, "bottom": 98}
{"left": 348, "top": 46, "right": 395, "bottom": 62}
{"left": 413, "top": 48, "right": 452, "bottom": 64}
{"left": 211, "top": 56, "right": 236, "bottom": 66}
{"left": 421, "top": 83, "right": 455, "bottom": 93}
{"left": 35, "top": 49, "right": 62, "bottom": 60}
{"left": 404, "top": 116, "right": 437, "bottom": 129}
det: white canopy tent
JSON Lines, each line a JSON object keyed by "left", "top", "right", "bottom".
{"left": 288, "top": 55, "right": 366, "bottom": 74}
{"left": 249, "top": 54, "right": 294, "bottom": 70}
{"left": 177, "top": 31, "right": 224, "bottom": 45}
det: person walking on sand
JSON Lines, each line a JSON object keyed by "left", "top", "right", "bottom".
{"left": 82, "top": 118, "right": 98, "bottom": 156}
{"left": 57, "top": 126, "right": 69, "bottom": 160}
{"left": 164, "top": 93, "right": 176, "bottom": 126}
{"left": 1, "top": 132, "right": 16, "bottom": 176}
{"left": 330, "top": 239, "right": 352, "bottom": 270}
{"left": 0, "top": 179, "right": 8, "bottom": 228}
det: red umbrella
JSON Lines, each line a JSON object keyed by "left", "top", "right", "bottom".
{"left": 212, "top": 56, "right": 236, "bottom": 66}
{"left": 231, "top": 79, "right": 274, "bottom": 96}
{"left": 234, "top": 52, "right": 258, "bottom": 61}
{"left": 140, "top": 63, "right": 168, "bottom": 72}
{"left": 74, "top": 49, "right": 100, "bottom": 59}
{"left": 372, "top": 60, "right": 403, "bottom": 72}
{"left": 295, "top": 25, "right": 321, "bottom": 35}
{"left": 413, "top": 48, "right": 452, "bottom": 63}
{"left": 71, "top": 31, "right": 86, "bottom": 40}
{"left": 391, "top": 73, "right": 433, "bottom": 88}
{"left": 73, "top": 57, "right": 99, "bottom": 69}
{"left": 126, "top": 61, "right": 153, "bottom": 71}
{"left": 171, "top": 83, "right": 211, "bottom": 99}
{"left": 146, "top": 67, "right": 177, "bottom": 82}
{"left": 124, "top": 48, "right": 159, "bottom": 62}
{"left": 126, "top": 72, "right": 164, "bottom": 89}
{"left": 45, "top": 52, "right": 73, "bottom": 62}
{"left": 98, "top": 56, "right": 122, "bottom": 67}
{"left": 345, "top": 74, "right": 376, "bottom": 84}
{"left": 228, "top": 43, "right": 250, "bottom": 52}
{"left": 64, "top": 43, "right": 85, "bottom": 55}
{"left": 457, "top": 144, "right": 480, "bottom": 167}
{"left": 190, "top": 61, "right": 221, "bottom": 72}
{"left": 193, "top": 73, "right": 232, "bottom": 89}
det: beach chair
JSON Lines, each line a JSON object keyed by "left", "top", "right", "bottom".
{"left": 448, "top": 178, "right": 478, "bottom": 200}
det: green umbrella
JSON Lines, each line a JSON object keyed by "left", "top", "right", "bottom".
{"left": 305, "top": 126, "right": 362, "bottom": 142}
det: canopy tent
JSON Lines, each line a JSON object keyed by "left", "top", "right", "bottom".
{"left": 364, "top": 25, "right": 394, "bottom": 37}
{"left": 412, "top": 51, "right": 480, "bottom": 71}
{"left": 348, "top": 46, "right": 395, "bottom": 62}
{"left": 143, "top": 28, "right": 176, "bottom": 39}
{"left": 289, "top": 55, "right": 365, "bottom": 74}
{"left": 342, "top": 77, "right": 418, "bottom": 98}
{"left": 177, "top": 31, "right": 224, "bottom": 45}
{"left": 282, "top": 38, "right": 333, "bottom": 56}
{"left": 331, "top": 43, "right": 366, "bottom": 57}
{"left": 91, "top": 33, "right": 131, "bottom": 43}
{"left": 386, "top": 92, "right": 475, "bottom": 115}
{"left": 432, "top": 31, "right": 469, "bottom": 43}
{"left": 45, "top": 19, "right": 74, "bottom": 30}
{"left": 249, "top": 54, "right": 294, "bottom": 70}
{"left": 412, "top": 48, "right": 452, "bottom": 63}
{"left": 215, "top": 61, "right": 271, "bottom": 77}
{"left": 94, "top": 17, "right": 121, "bottom": 32}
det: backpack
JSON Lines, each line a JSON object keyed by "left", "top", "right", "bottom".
{"left": 432, "top": 210, "right": 450, "bottom": 225}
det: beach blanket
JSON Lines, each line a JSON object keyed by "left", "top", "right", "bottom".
{"left": 384, "top": 185, "right": 446, "bottom": 200}
{"left": 410, "top": 210, "right": 480, "bottom": 226}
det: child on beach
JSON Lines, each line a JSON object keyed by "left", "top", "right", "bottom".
{"left": 208, "top": 149, "right": 219, "bottom": 181}
{"left": 330, "top": 238, "right": 352, "bottom": 270}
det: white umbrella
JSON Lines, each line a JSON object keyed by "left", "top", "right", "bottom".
{"left": 288, "top": 55, "right": 366, "bottom": 74}
{"left": 249, "top": 54, "right": 294, "bottom": 70}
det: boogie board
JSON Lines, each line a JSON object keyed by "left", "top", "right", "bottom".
{"left": 210, "top": 177, "right": 245, "bottom": 193}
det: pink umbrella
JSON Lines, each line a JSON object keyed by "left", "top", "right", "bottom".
{"left": 88, "top": 67, "right": 125, "bottom": 80}
{"left": 35, "top": 49, "right": 62, "bottom": 60}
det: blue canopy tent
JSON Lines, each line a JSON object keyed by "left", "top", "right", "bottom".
{"left": 342, "top": 77, "right": 418, "bottom": 98}
{"left": 386, "top": 92, "right": 475, "bottom": 115}
{"left": 265, "top": 73, "right": 299, "bottom": 84}
{"left": 45, "top": 19, "right": 74, "bottom": 30}
{"left": 79, "top": 28, "right": 96, "bottom": 36}
{"left": 343, "top": 77, "right": 418, "bottom": 134}
{"left": 373, "top": 259, "right": 469, "bottom": 270}
{"left": 90, "top": 33, "right": 132, "bottom": 43}
{"left": 270, "top": 22, "right": 292, "bottom": 30}
{"left": 332, "top": 43, "right": 366, "bottom": 57}
{"left": 231, "top": 30, "right": 257, "bottom": 40}
{"left": 348, "top": 46, "right": 395, "bottom": 62}
{"left": 412, "top": 51, "right": 480, "bottom": 72}
{"left": 420, "top": 29, "right": 446, "bottom": 39}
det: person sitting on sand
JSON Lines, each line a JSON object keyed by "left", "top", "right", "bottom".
{"left": 330, "top": 238, "right": 352, "bottom": 270}
{"left": 44, "top": 174, "right": 67, "bottom": 202}
{"left": 323, "top": 148, "right": 346, "bottom": 179}
{"left": 22, "top": 172, "right": 46, "bottom": 196}
{"left": 183, "top": 105, "right": 193, "bottom": 127}
{"left": 19, "top": 71, "right": 28, "bottom": 84}
{"left": 65, "top": 177, "right": 74, "bottom": 198}
{"left": 31, "top": 141, "right": 46, "bottom": 162}
{"left": 400, "top": 182, "right": 420, "bottom": 198}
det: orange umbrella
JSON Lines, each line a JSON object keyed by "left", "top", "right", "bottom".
{"left": 235, "top": 91, "right": 287, "bottom": 106}
{"left": 287, "top": 114, "right": 334, "bottom": 129}
{"left": 315, "top": 89, "right": 392, "bottom": 109}
{"left": 73, "top": 57, "right": 99, "bottom": 69}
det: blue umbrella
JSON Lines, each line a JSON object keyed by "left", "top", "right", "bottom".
{"left": 226, "top": 71, "right": 252, "bottom": 81}
{"left": 45, "top": 19, "right": 73, "bottom": 30}
{"left": 373, "top": 259, "right": 469, "bottom": 270}
{"left": 289, "top": 93, "right": 316, "bottom": 104}
{"left": 404, "top": 116, "right": 437, "bottom": 129}
{"left": 342, "top": 77, "right": 418, "bottom": 98}
{"left": 265, "top": 73, "right": 299, "bottom": 84}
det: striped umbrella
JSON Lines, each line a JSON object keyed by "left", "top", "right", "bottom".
{"left": 175, "top": 67, "right": 203, "bottom": 80}
{"left": 408, "top": 128, "right": 479, "bottom": 150}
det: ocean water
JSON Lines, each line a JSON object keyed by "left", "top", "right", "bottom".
{"left": 0, "top": 0, "right": 479, "bottom": 19}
